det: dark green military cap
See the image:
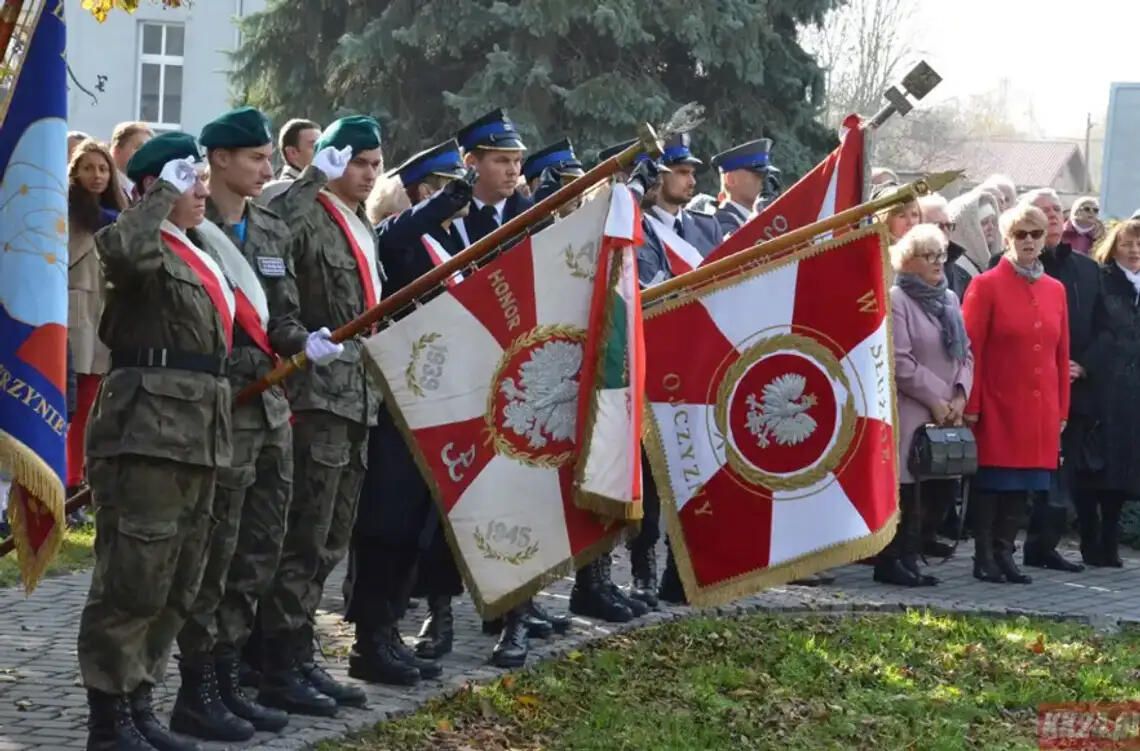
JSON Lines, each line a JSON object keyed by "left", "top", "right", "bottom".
{"left": 314, "top": 115, "right": 382, "bottom": 154}
{"left": 199, "top": 106, "right": 273, "bottom": 150}
{"left": 126, "top": 131, "right": 202, "bottom": 185}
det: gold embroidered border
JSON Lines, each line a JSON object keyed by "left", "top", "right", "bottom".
{"left": 713, "top": 333, "right": 857, "bottom": 493}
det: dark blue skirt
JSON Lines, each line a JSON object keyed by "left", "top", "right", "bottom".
{"left": 974, "top": 467, "right": 1052, "bottom": 492}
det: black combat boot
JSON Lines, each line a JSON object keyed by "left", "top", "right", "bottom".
{"left": 257, "top": 635, "right": 338, "bottom": 718}
{"left": 298, "top": 659, "right": 367, "bottom": 709}
{"left": 994, "top": 494, "right": 1031, "bottom": 584}
{"left": 971, "top": 495, "right": 1005, "bottom": 582}
{"left": 570, "top": 559, "right": 633, "bottom": 622}
{"left": 482, "top": 603, "right": 553, "bottom": 639}
{"left": 527, "top": 599, "right": 572, "bottom": 634}
{"left": 387, "top": 625, "right": 444, "bottom": 679}
{"left": 491, "top": 607, "right": 530, "bottom": 669}
{"left": 127, "top": 684, "right": 201, "bottom": 751}
{"left": 657, "top": 548, "right": 688, "bottom": 605}
{"left": 348, "top": 623, "right": 421, "bottom": 686}
{"left": 169, "top": 657, "right": 255, "bottom": 742}
{"left": 88, "top": 689, "right": 157, "bottom": 751}
{"left": 599, "top": 553, "right": 650, "bottom": 617}
{"left": 415, "top": 595, "right": 454, "bottom": 659}
{"left": 629, "top": 544, "right": 659, "bottom": 608}
{"left": 216, "top": 653, "right": 288, "bottom": 733}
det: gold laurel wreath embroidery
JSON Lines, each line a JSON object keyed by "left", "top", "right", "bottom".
{"left": 405, "top": 331, "right": 442, "bottom": 398}
{"left": 473, "top": 526, "right": 540, "bottom": 566}
{"left": 563, "top": 243, "right": 597, "bottom": 281}
{"left": 714, "top": 333, "right": 857, "bottom": 492}
{"left": 484, "top": 324, "right": 587, "bottom": 469}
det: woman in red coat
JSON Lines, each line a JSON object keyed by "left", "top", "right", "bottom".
{"left": 962, "top": 202, "right": 1070, "bottom": 585}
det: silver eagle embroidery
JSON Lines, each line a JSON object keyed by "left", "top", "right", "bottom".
{"left": 499, "top": 340, "right": 583, "bottom": 449}
{"left": 745, "top": 373, "right": 819, "bottom": 449}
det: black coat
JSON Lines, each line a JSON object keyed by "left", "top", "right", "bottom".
{"left": 1083, "top": 264, "right": 1140, "bottom": 494}
{"left": 944, "top": 240, "right": 972, "bottom": 302}
{"left": 1042, "top": 243, "right": 1101, "bottom": 418}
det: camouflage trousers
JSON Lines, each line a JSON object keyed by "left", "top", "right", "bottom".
{"left": 78, "top": 455, "right": 215, "bottom": 694}
{"left": 177, "top": 420, "right": 292, "bottom": 659}
{"left": 260, "top": 411, "right": 367, "bottom": 642}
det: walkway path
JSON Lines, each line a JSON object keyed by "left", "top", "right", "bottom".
{"left": 1, "top": 541, "right": 1137, "bottom": 750}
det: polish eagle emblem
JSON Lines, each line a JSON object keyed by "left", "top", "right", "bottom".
{"left": 500, "top": 340, "right": 583, "bottom": 449}
{"left": 745, "top": 373, "right": 819, "bottom": 449}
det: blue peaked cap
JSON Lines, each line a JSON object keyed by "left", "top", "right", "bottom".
{"left": 711, "top": 138, "right": 773, "bottom": 173}
{"left": 455, "top": 108, "right": 526, "bottom": 152}
{"left": 394, "top": 139, "right": 466, "bottom": 186}
{"left": 522, "top": 138, "right": 584, "bottom": 182}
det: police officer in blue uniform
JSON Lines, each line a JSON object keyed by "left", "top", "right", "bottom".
{"left": 346, "top": 139, "right": 472, "bottom": 687}
{"left": 522, "top": 138, "right": 585, "bottom": 198}
{"left": 710, "top": 138, "right": 774, "bottom": 237}
{"left": 451, "top": 108, "right": 533, "bottom": 247}
{"left": 634, "top": 133, "right": 722, "bottom": 287}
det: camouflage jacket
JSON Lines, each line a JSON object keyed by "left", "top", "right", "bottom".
{"left": 87, "top": 181, "right": 232, "bottom": 468}
{"left": 276, "top": 166, "right": 381, "bottom": 427}
{"left": 205, "top": 198, "right": 308, "bottom": 431}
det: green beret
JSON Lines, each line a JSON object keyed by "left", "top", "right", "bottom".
{"left": 199, "top": 106, "right": 273, "bottom": 150}
{"left": 314, "top": 115, "right": 382, "bottom": 154}
{"left": 126, "top": 131, "right": 202, "bottom": 185}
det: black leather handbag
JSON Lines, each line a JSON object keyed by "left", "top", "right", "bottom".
{"left": 908, "top": 424, "right": 978, "bottom": 479}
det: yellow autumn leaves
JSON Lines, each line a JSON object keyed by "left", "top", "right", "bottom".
{"left": 80, "top": 0, "right": 185, "bottom": 23}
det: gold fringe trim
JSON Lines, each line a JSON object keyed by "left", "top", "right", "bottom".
{"left": 572, "top": 486, "right": 643, "bottom": 521}
{"left": 0, "top": 431, "right": 65, "bottom": 594}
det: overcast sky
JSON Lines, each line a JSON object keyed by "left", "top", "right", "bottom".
{"left": 902, "top": 0, "right": 1138, "bottom": 138}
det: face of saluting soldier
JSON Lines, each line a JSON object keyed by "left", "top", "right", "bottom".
{"left": 331, "top": 147, "right": 383, "bottom": 206}
{"left": 467, "top": 149, "right": 523, "bottom": 203}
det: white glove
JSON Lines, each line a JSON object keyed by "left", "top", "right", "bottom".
{"left": 304, "top": 327, "right": 344, "bottom": 366}
{"left": 312, "top": 145, "right": 352, "bottom": 181}
{"left": 159, "top": 157, "right": 199, "bottom": 194}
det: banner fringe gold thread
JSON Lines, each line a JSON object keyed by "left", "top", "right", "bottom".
{"left": 0, "top": 431, "right": 65, "bottom": 594}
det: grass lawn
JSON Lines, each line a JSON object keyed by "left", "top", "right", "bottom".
{"left": 0, "top": 524, "right": 96, "bottom": 588}
{"left": 324, "top": 610, "right": 1140, "bottom": 751}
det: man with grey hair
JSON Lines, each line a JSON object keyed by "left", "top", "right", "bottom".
{"left": 1018, "top": 187, "right": 1099, "bottom": 573}
{"left": 919, "top": 194, "right": 971, "bottom": 302}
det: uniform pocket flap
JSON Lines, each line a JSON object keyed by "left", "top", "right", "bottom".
{"left": 118, "top": 516, "right": 179, "bottom": 543}
{"left": 140, "top": 373, "right": 207, "bottom": 401}
{"left": 310, "top": 441, "right": 350, "bottom": 468}
{"left": 216, "top": 464, "right": 257, "bottom": 490}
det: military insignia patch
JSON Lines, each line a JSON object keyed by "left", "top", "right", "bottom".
{"left": 255, "top": 255, "right": 286, "bottom": 277}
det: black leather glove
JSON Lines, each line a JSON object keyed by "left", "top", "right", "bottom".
{"left": 438, "top": 169, "right": 475, "bottom": 215}
{"left": 533, "top": 166, "right": 562, "bottom": 202}
{"left": 628, "top": 158, "right": 663, "bottom": 197}
{"left": 761, "top": 169, "right": 782, "bottom": 203}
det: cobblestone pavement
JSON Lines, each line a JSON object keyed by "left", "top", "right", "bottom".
{"left": 1, "top": 541, "right": 1137, "bottom": 750}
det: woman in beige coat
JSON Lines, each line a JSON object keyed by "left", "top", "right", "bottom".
{"left": 67, "top": 139, "right": 125, "bottom": 490}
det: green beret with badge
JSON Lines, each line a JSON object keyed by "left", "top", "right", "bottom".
{"left": 126, "top": 131, "right": 202, "bottom": 185}
{"left": 314, "top": 115, "right": 382, "bottom": 154}
{"left": 199, "top": 106, "right": 273, "bottom": 150}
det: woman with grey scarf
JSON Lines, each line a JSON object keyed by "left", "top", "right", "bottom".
{"left": 877, "top": 225, "right": 975, "bottom": 587}
{"left": 962, "top": 204, "right": 1071, "bottom": 585}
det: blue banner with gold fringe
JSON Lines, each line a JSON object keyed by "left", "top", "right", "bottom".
{"left": 0, "top": 0, "right": 69, "bottom": 592}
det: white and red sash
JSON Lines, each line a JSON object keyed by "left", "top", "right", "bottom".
{"left": 195, "top": 218, "right": 273, "bottom": 357}
{"left": 643, "top": 210, "right": 703, "bottom": 276}
{"left": 420, "top": 233, "right": 464, "bottom": 288}
{"left": 316, "top": 191, "right": 382, "bottom": 308}
{"left": 160, "top": 220, "right": 235, "bottom": 351}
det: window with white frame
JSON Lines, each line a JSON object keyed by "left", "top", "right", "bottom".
{"left": 137, "top": 22, "right": 184, "bottom": 129}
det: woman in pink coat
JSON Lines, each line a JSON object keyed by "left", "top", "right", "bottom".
{"left": 962, "top": 203, "right": 1070, "bottom": 585}
{"left": 880, "top": 225, "right": 974, "bottom": 587}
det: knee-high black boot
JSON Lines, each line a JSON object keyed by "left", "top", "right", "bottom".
{"left": 1076, "top": 491, "right": 1103, "bottom": 566}
{"left": 875, "top": 486, "right": 923, "bottom": 586}
{"left": 1100, "top": 494, "right": 1125, "bottom": 568}
{"left": 971, "top": 494, "right": 1004, "bottom": 582}
{"left": 995, "top": 493, "right": 1032, "bottom": 584}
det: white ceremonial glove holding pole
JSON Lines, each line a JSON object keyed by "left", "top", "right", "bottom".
{"left": 304, "top": 327, "right": 344, "bottom": 366}
{"left": 159, "top": 157, "right": 200, "bottom": 193}
{"left": 312, "top": 145, "right": 352, "bottom": 181}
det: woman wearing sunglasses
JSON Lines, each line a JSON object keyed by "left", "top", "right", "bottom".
{"left": 961, "top": 203, "right": 1071, "bottom": 584}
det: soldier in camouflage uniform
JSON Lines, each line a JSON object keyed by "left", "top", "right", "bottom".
{"left": 257, "top": 116, "right": 384, "bottom": 717}
{"left": 168, "top": 108, "right": 346, "bottom": 741}
{"left": 77, "top": 133, "right": 231, "bottom": 751}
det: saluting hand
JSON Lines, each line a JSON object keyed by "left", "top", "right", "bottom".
{"left": 159, "top": 157, "right": 200, "bottom": 194}
{"left": 313, "top": 145, "right": 353, "bottom": 181}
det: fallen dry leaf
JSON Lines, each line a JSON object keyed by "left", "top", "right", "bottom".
{"left": 1030, "top": 635, "right": 1046, "bottom": 655}
{"left": 516, "top": 695, "right": 541, "bottom": 708}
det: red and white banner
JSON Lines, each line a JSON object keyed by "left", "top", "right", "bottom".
{"left": 642, "top": 226, "right": 898, "bottom": 606}
{"left": 702, "top": 114, "right": 865, "bottom": 266}
{"left": 363, "top": 185, "right": 643, "bottom": 617}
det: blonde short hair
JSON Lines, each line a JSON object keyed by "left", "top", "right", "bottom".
{"left": 365, "top": 174, "right": 412, "bottom": 226}
{"left": 890, "top": 224, "right": 947, "bottom": 271}
{"left": 999, "top": 202, "right": 1048, "bottom": 238}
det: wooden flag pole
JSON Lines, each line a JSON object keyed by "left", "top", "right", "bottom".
{"left": 234, "top": 124, "right": 664, "bottom": 405}
{"left": 641, "top": 170, "right": 963, "bottom": 306}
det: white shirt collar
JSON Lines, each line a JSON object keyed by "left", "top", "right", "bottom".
{"left": 473, "top": 196, "right": 507, "bottom": 224}
{"left": 651, "top": 205, "right": 681, "bottom": 224}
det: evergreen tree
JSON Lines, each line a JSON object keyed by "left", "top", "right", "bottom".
{"left": 232, "top": 0, "right": 842, "bottom": 182}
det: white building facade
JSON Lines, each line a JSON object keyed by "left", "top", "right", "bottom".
{"left": 64, "top": 0, "right": 266, "bottom": 142}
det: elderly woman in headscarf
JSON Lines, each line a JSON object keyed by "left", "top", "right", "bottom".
{"left": 948, "top": 189, "right": 1002, "bottom": 278}
{"left": 1061, "top": 196, "right": 1104, "bottom": 255}
{"left": 877, "top": 225, "right": 974, "bottom": 587}
{"left": 980, "top": 174, "right": 1017, "bottom": 212}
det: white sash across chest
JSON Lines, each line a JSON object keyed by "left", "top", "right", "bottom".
{"left": 195, "top": 217, "right": 269, "bottom": 330}
{"left": 320, "top": 189, "right": 384, "bottom": 297}
{"left": 160, "top": 220, "right": 236, "bottom": 325}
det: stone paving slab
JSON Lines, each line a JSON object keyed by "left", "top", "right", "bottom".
{"left": 0, "top": 541, "right": 1137, "bottom": 750}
